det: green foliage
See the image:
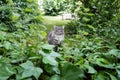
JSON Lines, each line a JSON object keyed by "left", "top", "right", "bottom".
{"left": 0, "top": 61, "right": 15, "bottom": 80}
{"left": 59, "top": 37, "right": 120, "bottom": 79}
{"left": 20, "top": 61, "right": 43, "bottom": 79}
{"left": 39, "top": 45, "right": 61, "bottom": 66}
{"left": 43, "top": 0, "right": 63, "bottom": 16}
{"left": 43, "top": 0, "right": 74, "bottom": 16}
{"left": 61, "top": 62, "right": 84, "bottom": 80}
{"left": 0, "top": 0, "right": 46, "bottom": 80}
{"left": 66, "top": 0, "right": 120, "bottom": 38}
{"left": 1, "top": 0, "right": 120, "bottom": 80}
{"left": 0, "top": 0, "right": 42, "bottom": 32}
{"left": 65, "top": 20, "right": 78, "bottom": 34}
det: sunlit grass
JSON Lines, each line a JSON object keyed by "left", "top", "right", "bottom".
{"left": 43, "top": 16, "right": 70, "bottom": 31}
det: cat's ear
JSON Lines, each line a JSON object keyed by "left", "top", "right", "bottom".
{"left": 62, "top": 26, "right": 65, "bottom": 29}
{"left": 54, "top": 25, "right": 58, "bottom": 30}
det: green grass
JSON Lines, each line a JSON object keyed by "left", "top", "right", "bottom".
{"left": 43, "top": 16, "right": 70, "bottom": 31}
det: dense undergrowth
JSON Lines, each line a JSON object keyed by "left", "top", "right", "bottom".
{"left": 0, "top": 0, "right": 120, "bottom": 80}
{"left": 0, "top": 0, "right": 45, "bottom": 79}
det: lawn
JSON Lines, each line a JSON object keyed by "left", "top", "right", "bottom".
{"left": 43, "top": 16, "right": 70, "bottom": 31}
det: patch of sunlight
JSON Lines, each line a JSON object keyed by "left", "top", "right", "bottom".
{"left": 43, "top": 16, "right": 70, "bottom": 31}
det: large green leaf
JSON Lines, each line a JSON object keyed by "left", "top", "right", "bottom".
{"left": 93, "top": 72, "right": 108, "bottom": 80}
{"left": 43, "top": 56, "right": 58, "bottom": 66}
{"left": 115, "top": 65, "right": 120, "bottom": 78}
{"left": 49, "top": 51, "right": 61, "bottom": 58}
{"left": 44, "top": 64, "right": 60, "bottom": 74}
{"left": 108, "top": 49, "right": 120, "bottom": 58}
{"left": 42, "top": 44, "right": 54, "bottom": 51}
{"left": 84, "top": 62, "right": 97, "bottom": 74}
{"left": 0, "top": 62, "right": 15, "bottom": 80}
{"left": 105, "top": 72, "right": 117, "bottom": 80}
{"left": 61, "top": 62, "right": 84, "bottom": 80}
{"left": 41, "top": 44, "right": 54, "bottom": 53}
{"left": 39, "top": 50, "right": 61, "bottom": 66}
{"left": 49, "top": 75, "right": 61, "bottom": 80}
{"left": 95, "top": 58, "right": 114, "bottom": 69}
{"left": 20, "top": 61, "right": 43, "bottom": 79}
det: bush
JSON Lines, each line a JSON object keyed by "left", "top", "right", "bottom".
{"left": 62, "top": 0, "right": 120, "bottom": 79}
{"left": 67, "top": 0, "right": 120, "bottom": 38}
{"left": 65, "top": 20, "right": 78, "bottom": 34}
{"left": 0, "top": 0, "right": 42, "bottom": 32}
{"left": 43, "top": 0, "right": 63, "bottom": 16}
{"left": 0, "top": 0, "right": 46, "bottom": 79}
{"left": 43, "top": 0, "right": 75, "bottom": 16}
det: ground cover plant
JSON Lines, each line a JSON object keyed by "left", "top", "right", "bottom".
{"left": 0, "top": 0, "right": 120, "bottom": 80}
{"left": 0, "top": 0, "right": 45, "bottom": 79}
{"left": 62, "top": 0, "right": 120, "bottom": 80}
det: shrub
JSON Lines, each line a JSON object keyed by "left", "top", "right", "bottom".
{"left": 43, "top": 0, "right": 74, "bottom": 16}
{"left": 43, "top": 0, "right": 61, "bottom": 16}
{"left": 0, "top": 0, "right": 46, "bottom": 79}
{"left": 67, "top": 0, "right": 120, "bottom": 38}
{"left": 65, "top": 20, "right": 78, "bottom": 34}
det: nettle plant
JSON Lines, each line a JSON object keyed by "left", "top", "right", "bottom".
{"left": 0, "top": 0, "right": 50, "bottom": 80}
{"left": 60, "top": 37, "right": 120, "bottom": 80}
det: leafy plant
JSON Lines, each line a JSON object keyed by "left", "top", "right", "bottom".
{"left": 43, "top": 0, "right": 74, "bottom": 16}
{"left": 1, "top": 0, "right": 120, "bottom": 80}
{"left": 0, "top": 0, "right": 46, "bottom": 80}
{"left": 66, "top": 0, "right": 120, "bottom": 38}
{"left": 20, "top": 61, "right": 43, "bottom": 79}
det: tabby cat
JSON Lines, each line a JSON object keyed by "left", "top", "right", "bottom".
{"left": 47, "top": 25, "right": 65, "bottom": 51}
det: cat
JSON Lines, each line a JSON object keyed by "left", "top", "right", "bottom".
{"left": 47, "top": 25, "right": 65, "bottom": 51}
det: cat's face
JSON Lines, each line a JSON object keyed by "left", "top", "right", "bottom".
{"left": 54, "top": 26, "right": 64, "bottom": 35}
